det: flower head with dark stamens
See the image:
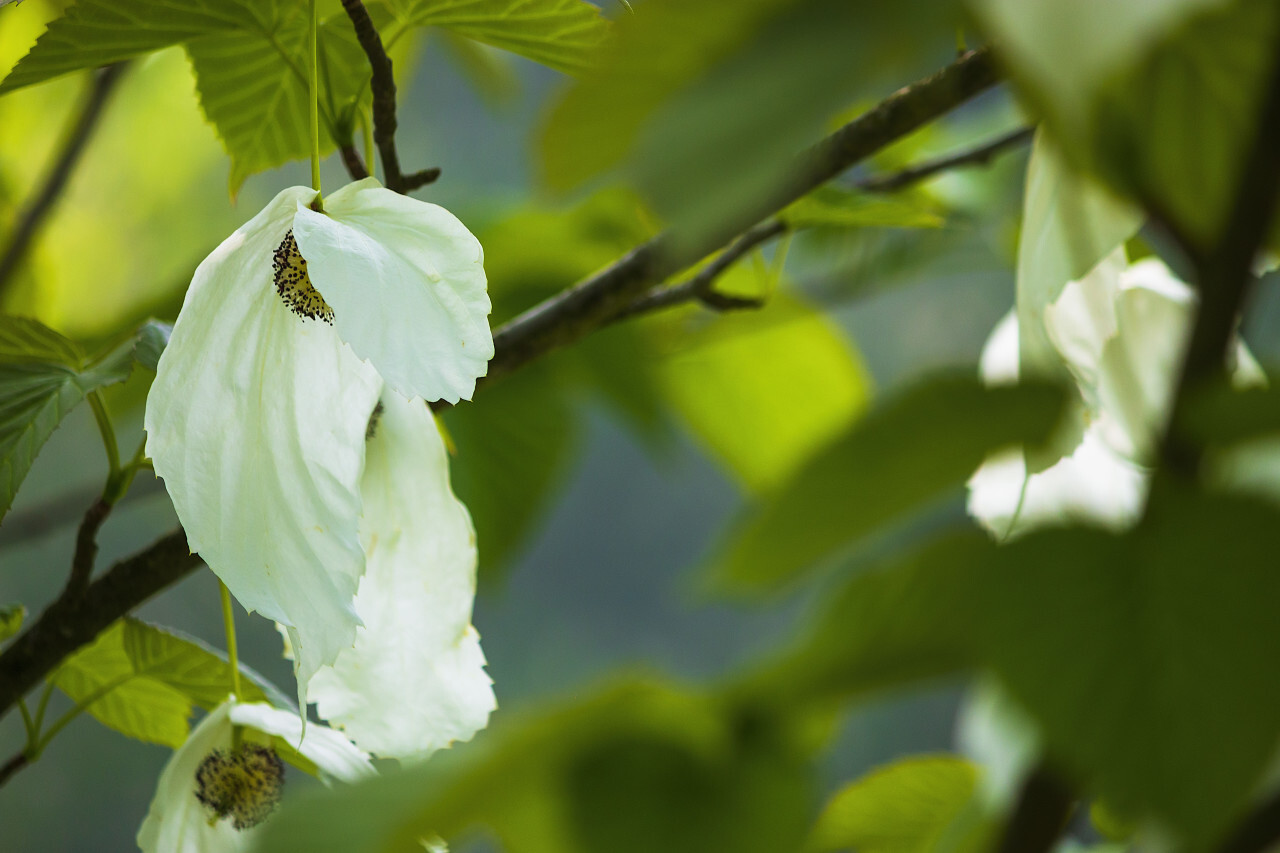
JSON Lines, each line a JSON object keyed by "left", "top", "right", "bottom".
{"left": 195, "top": 743, "right": 285, "bottom": 830}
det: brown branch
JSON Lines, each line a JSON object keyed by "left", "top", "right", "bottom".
{"left": 338, "top": 143, "right": 370, "bottom": 180}
{"left": 610, "top": 220, "right": 787, "bottom": 323}
{"left": 855, "top": 125, "right": 1034, "bottom": 194}
{"left": 0, "top": 752, "right": 27, "bottom": 789}
{"left": 1164, "top": 30, "right": 1280, "bottom": 473}
{"left": 339, "top": 0, "right": 439, "bottom": 193}
{"left": 0, "top": 530, "right": 202, "bottom": 722}
{"left": 474, "top": 48, "right": 999, "bottom": 394}
{"left": 0, "top": 63, "right": 126, "bottom": 301}
{"left": 64, "top": 497, "right": 111, "bottom": 597}
{"left": 994, "top": 765, "right": 1075, "bottom": 853}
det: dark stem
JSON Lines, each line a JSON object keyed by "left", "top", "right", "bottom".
{"left": 338, "top": 144, "right": 370, "bottom": 181}
{"left": 339, "top": 0, "right": 440, "bottom": 193}
{"left": 65, "top": 497, "right": 111, "bottom": 597}
{"left": 855, "top": 125, "right": 1033, "bottom": 193}
{"left": 0, "top": 530, "right": 202, "bottom": 722}
{"left": 1163, "top": 26, "right": 1280, "bottom": 473}
{"left": 995, "top": 766, "right": 1075, "bottom": 853}
{"left": 471, "top": 49, "right": 998, "bottom": 395}
{"left": 0, "top": 752, "right": 28, "bottom": 789}
{"left": 0, "top": 63, "right": 127, "bottom": 301}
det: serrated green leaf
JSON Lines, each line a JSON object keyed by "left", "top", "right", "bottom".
{"left": 807, "top": 756, "right": 978, "bottom": 853}
{"left": 384, "top": 0, "right": 608, "bottom": 76}
{"left": 52, "top": 617, "right": 286, "bottom": 749}
{"left": 653, "top": 287, "right": 872, "bottom": 494}
{"left": 134, "top": 319, "right": 173, "bottom": 371}
{"left": 0, "top": 316, "right": 135, "bottom": 521}
{"left": 781, "top": 186, "right": 944, "bottom": 231}
{"left": 712, "top": 375, "right": 1068, "bottom": 593}
{"left": 0, "top": 603, "right": 24, "bottom": 643}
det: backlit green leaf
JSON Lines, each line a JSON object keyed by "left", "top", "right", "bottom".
{"left": 781, "top": 186, "right": 944, "bottom": 231}
{"left": 0, "top": 316, "right": 135, "bottom": 521}
{"left": 713, "top": 375, "right": 1067, "bottom": 592}
{"left": 0, "top": 603, "right": 24, "bottom": 643}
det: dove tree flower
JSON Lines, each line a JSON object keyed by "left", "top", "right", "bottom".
{"left": 968, "top": 249, "right": 1263, "bottom": 538}
{"left": 294, "top": 391, "right": 496, "bottom": 762}
{"left": 136, "top": 698, "right": 373, "bottom": 853}
{"left": 144, "top": 178, "right": 493, "bottom": 696}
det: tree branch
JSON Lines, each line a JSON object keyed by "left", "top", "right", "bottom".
{"left": 854, "top": 125, "right": 1033, "bottom": 194}
{"left": 0, "top": 63, "right": 126, "bottom": 301}
{"left": 994, "top": 765, "right": 1075, "bottom": 853}
{"left": 65, "top": 497, "right": 111, "bottom": 597}
{"left": 0, "top": 752, "right": 27, "bottom": 789}
{"left": 474, "top": 48, "right": 999, "bottom": 392}
{"left": 0, "top": 530, "right": 202, "bottom": 722}
{"left": 339, "top": 0, "right": 439, "bottom": 193}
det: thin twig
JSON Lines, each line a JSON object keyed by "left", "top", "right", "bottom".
{"left": 339, "top": 0, "right": 439, "bottom": 193}
{"left": 994, "top": 765, "right": 1075, "bottom": 853}
{"left": 0, "top": 63, "right": 127, "bottom": 301}
{"left": 610, "top": 220, "right": 787, "bottom": 323}
{"left": 65, "top": 497, "right": 111, "bottom": 597}
{"left": 0, "top": 752, "right": 27, "bottom": 789}
{"left": 338, "top": 144, "right": 370, "bottom": 180}
{"left": 855, "top": 126, "right": 1034, "bottom": 193}
{"left": 473, "top": 48, "right": 999, "bottom": 396}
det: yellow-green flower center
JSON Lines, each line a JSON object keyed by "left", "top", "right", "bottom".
{"left": 272, "top": 230, "right": 334, "bottom": 324}
{"left": 194, "top": 742, "right": 285, "bottom": 830}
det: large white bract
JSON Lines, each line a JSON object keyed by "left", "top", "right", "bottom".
{"left": 136, "top": 698, "right": 372, "bottom": 853}
{"left": 145, "top": 179, "right": 494, "bottom": 701}
{"left": 968, "top": 250, "right": 1262, "bottom": 538}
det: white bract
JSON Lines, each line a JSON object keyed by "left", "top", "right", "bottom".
{"left": 145, "top": 180, "right": 492, "bottom": 696}
{"left": 299, "top": 392, "right": 495, "bottom": 762}
{"left": 968, "top": 250, "right": 1262, "bottom": 538}
{"left": 136, "top": 698, "right": 372, "bottom": 853}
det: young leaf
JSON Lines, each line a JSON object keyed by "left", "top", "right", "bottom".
{"left": 781, "top": 186, "right": 944, "bottom": 231}
{"left": 134, "top": 319, "right": 173, "bottom": 371}
{"left": 0, "top": 603, "right": 24, "bottom": 643}
{"left": 0, "top": 316, "right": 135, "bottom": 521}
{"left": 712, "top": 375, "right": 1068, "bottom": 592}
{"left": 383, "top": 0, "right": 609, "bottom": 76}
{"left": 807, "top": 755, "right": 979, "bottom": 853}
{"left": 52, "top": 618, "right": 288, "bottom": 749}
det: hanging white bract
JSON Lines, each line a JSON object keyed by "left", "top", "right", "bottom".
{"left": 145, "top": 179, "right": 493, "bottom": 695}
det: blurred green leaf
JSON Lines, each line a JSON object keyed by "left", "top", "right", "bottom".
{"left": 437, "top": 29, "right": 520, "bottom": 106}
{"left": 966, "top": 485, "right": 1280, "bottom": 846}
{"left": 53, "top": 617, "right": 288, "bottom": 749}
{"left": 541, "top": 0, "right": 960, "bottom": 242}
{"left": 974, "top": 0, "right": 1279, "bottom": 247}
{"left": 0, "top": 603, "right": 23, "bottom": 643}
{"left": 781, "top": 186, "right": 944, "bottom": 231}
{"left": 383, "top": 0, "right": 609, "bottom": 76}
{"left": 134, "top": 319, "right": 173, "bottom": 371}
{"left": 1014, "top": 133, "right": 1140, "bottom": 378}
{"left": 712, "top": 375, "right": 1067, "bottom": 592}
{"left": 0, "top": 1, "right": 374, "bottom": 194}
{"left": 0, "top": 316, "right": 135, "bottom": 521}
{"left": 258, "top": 679, "right": 814, "bottom": 853}
{"left": 443, "top": 365, "right": 576, "bottom": 579}
{"left": 807, "top": 755, "right": 978, "bottom": 853}
{"left": 652, "top": 288, "right": 872, "bottom": 493}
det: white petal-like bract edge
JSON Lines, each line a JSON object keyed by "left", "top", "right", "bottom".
{"left": 305, "top": 392, "right": 495, "bottom": 762}
{"left": 229, "top": 702, "right": 374, "bottom": 783}
{"left": 293, "top": 179, "right": 493, "bottom": 404}
{"left": 145, "top": 186, "right": 383, "bottom": 691}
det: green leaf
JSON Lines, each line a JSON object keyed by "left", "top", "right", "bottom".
{"left": 53, "top": 617, "right": 287, "bottom": 749}
{"left": 0, "top": 603, "right": 24, "bottom": 643}
{"left": 807, "top": 755, "right": 978, "bottom": 853}
{"left": 257, "top": 679, "right": 814, "bottom": 853}
{"left": 974, "top": 0, "right": 1280, "bottom": 247}
{"left": 781, "top": 186, "right": 944, "bottom": 231}
{"left": 0, "top": 1, "right": 372, "bottom": 194}
{"left": 443, "top": 364, "right": 576, "bottom": 580}
{"left": 652, "top": 288, "right": 872, "bottom": 494}
{"left": 966, "top": 485, "right": 1280, "bottom": 846}
{"left": 0, "top": 316, "right": 135, "bottom": 521}
{"left": 383, "top": 0, "right": 609, "bottom": 76}
{"left": 712, "top": 375, "right": 1068, "bottom": 592}
{"left": 1014, "top": 133, "right": 1140, "bottom": 379}
{"left": 134, "top": 319, "right": 173, "bottom": 371}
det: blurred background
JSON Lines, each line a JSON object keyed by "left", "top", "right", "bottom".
{"left": 2, "top": 0, "right": 1246, "bottom": 849}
